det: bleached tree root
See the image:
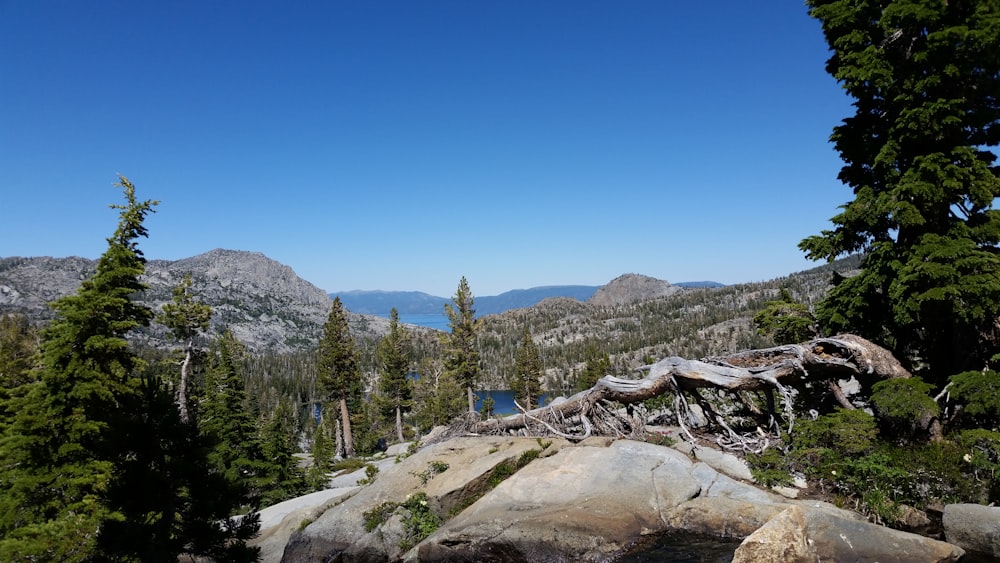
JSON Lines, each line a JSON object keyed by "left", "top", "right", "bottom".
{"left": 463, "top": 335, "right": 909, "bottom": 447}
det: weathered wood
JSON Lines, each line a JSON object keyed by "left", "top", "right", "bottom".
{"left": 469, "top": 335, "right": 909, "bottom": 441}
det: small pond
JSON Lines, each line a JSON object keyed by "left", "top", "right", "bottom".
{"left": 617, "top": 531, "right": 740, "bottom": 562}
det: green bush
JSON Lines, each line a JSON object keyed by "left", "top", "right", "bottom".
{"left": 746, "top": 448, "right": 794, "bottom": 488}
{"left": 870, "top": 378, "right": 939, "bottom": 439}
{"left": 398, "top": 492, "right": 440, "bottom": 550}
{"left": 950, "top": 370, "right": 1000, "bottom": 430}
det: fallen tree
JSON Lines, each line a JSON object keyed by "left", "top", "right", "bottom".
{"left": 441, "top": 334, "right": 911, "bottom": 452}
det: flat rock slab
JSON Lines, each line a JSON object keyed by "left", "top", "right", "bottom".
{"left": 415, "top": 439, "right": 702, "bottom": 562}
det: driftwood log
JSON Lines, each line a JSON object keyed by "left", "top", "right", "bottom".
{"left": 446, "top": 334, "right": 910, "bottom": 451}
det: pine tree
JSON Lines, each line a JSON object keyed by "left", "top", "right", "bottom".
{"left": 307, "top": 413, "right": 336, "bottom": 489}
{"left": 376, "top": 308, "right": 413, "bottom": 442}
{"left": 801, "top": 0, "right": 1000, "bottom": 380}
{"left": 575, "top": 344, "right": 611, "bottom": 393}
{"left": 511, "top": 326, "right": 543, "bottom": 410}
{"left": 752, "top": 288, "right": 817, "bottom": 344}
{"left": 158, "top": 273, "right": 212, "bottom": 424}
{"left": 0, "top": 176, "right": 258, "bottom": 561}
{"left": 259, "top": 398, "right": 308, "bottom": 505}
{"left": 201, "top": 330, "right": 272, "bottom": 508}
{"left": 442, "top": 277, "right": 481, "bottom": 414}
{"left": 317, "top": 297, "right": 363, "bottom": 458}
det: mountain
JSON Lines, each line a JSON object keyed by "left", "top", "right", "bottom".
{"left": 586, "top": 273, "right": 682, "bottom": 307}
{"left": 331, "top": 286, "right": 602, "bottom": 316}
{"left": 0, "top": 249, "right": 391, "bottom": 353}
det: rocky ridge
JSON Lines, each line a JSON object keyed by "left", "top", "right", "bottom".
{"left": 265, "top": 433, "right": 972, "bottom": 562}
{"left": 587, "top": 273, "right": 682, "bottom": 307}
{"left": 0, "top": 249, "right": 390, "bottom": 353}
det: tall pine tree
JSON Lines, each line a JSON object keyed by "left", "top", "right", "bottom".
{"left": 317, "top": 297, "right": 363, "bottom": 458}
{"left": 158, "top": 273, "right": 212, "bottom": 424}
{"left": 443, "top": 277, "right": 481, "bottom": 414}
{"left": 801, "top": 0, "right": 1000, "bottom": 381}
{"left": 0, "top": 176, "right": 258, "bottom": 561}
{"left": 511, "top": 326, "right": 543, "bottom": 411}
{"left": 376, "top": 308, "right": 413, "bottom": 443}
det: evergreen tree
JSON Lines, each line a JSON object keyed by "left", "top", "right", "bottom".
{"left": 0, "top": 313, "right": 38, "bottom": 390}
{"left": 442, "top": 277, "right": 482, "bottom": 414}
{"left": 801, "top": 0, "right": 1000, "bottom": 380}
{"left": 158, "top": 273, "right": 212, "bottom": 423}
{"left": 412, "top": 357, "right": 465, "bottom": 431}
{"left": 575, "top": 344, "right": 611, "bottom": 393}
{"left": 752, "top": 288, "right": 817, "bottom": 344}
{"left": 202, "top": 331, "right": 272, "bottom": 508}
{"left": 259, "top": 398, "right": 308, "bottom": 505}
{"left": 376, "top": 308, "right": 413, "bottom": 442}
{"left": 511, "top": 326, "right": 543, "bottom": 410}
{"left": 317, "top": 297, "right": 363, "bottom": 457}
{"left": 0, "top": 177, "right": 258, "bottom": 561}
{"left": 307, "top": 412, "right": 336, "bottom": 490}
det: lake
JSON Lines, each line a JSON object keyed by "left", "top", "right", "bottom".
{"left": 390, "top": 313, "right": 451, "bottom": 332}
{"left": 476, "top": 390, "right": 550, "bottom": 416}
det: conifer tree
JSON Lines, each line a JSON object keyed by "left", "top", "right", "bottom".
{"left": 307, "top": 413, "right": 336, "bottom": 489}
{"left": 0, "top": 176, "right": 258, "bottom": 561}
{"left": 376, "top": 308, "right": 413, "bottom": 442}
{"left": 158, "top": 273, "right": 212, "bottom": 423}
{"left": 752, "top": 288, "right": 817, "bottom": 344}
{"left": 202, "top": 330, "right": 272, "bottom": 508}
{"left": 259, "top": 398, "right": 308, "bottom": 505}
{"left": 317, "top": 297, "right": 363, "bottom": 457}
{"left": 442, "top": 277, "right": 481, "bottom": 414}
{"left": 575, "top": 344, "right": 611, "bottom": 393}
{"left": 801, "top": 0, "right": 1000, "bottom": 380}
{"left": 511, "top": 326, "right": 543, "bottom": 410}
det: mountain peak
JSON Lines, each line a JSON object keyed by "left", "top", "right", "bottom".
{"left": 587, "top": 273, "right": 680, "bottom": 307}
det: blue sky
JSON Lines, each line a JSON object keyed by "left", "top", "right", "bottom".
{"left": 1, "top": 1, "right": 854, "bottom": 297}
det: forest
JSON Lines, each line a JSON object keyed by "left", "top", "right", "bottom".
{"left": 2, "top": 1, "right": 1000, "bottom": 560}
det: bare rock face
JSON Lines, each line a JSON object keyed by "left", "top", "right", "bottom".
{"left": 277, "top": 435, "right": 968, "bottom": 563}
{"left": 587, "top": 273, "right": 681, "bottom": 307}
{"left": 943, "top": 503, "right": 1000, "bottom": 559}
{"left": 0, "top": 249, "right": 392, "bottom": 352}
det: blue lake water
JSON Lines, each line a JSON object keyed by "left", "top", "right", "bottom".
{"left": 476, "top": 390, "right": 550, "bottom": 416}
{"left": 391, "top": 313, "right": 451, "bottom": 331}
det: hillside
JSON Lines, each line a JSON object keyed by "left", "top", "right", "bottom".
{"left": 1, "top": 248, "right": 862, "bottom": 387}
{"left": 0, "top": 249, "right": 391, "bottom": 353}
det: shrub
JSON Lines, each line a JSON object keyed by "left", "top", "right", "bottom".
{"left": 746, "top": 447, "right": 794, "bottom": 488}
{"left": 870, "top": 377, "right": 939, "bottom": 439}
{"left": 399, "top": 492, "right": 440, "bottom": 550}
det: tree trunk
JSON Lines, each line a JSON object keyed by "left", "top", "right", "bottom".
{"left": 340, "top": 397, "right": 355, "bottom": 458}
{"left": 177, "top": 339, "right": 193, "bottom": 424}
{"left": 467, "top": 385, "right": 475, "bottom": 414}
{"left": 466, "top": 335, "right": 909, "bottom": 442}
{"left": 396, "top": 405, "right": 404, "bottom": 443}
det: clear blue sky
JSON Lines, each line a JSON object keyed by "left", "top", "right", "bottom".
{"left": 1, "top": 1, "right": 854, "bottom": 297}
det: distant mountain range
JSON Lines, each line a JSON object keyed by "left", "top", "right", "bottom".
{"left": 0, "top": 248, "right": 732, "bottom": 352}
{"left": 331, "top": 280, "right": 723, "bottom": 317}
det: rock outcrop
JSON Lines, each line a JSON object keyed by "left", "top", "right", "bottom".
{"left": 943, "top": 503, "right": 1000, "bottom": 559}
{"left": 0, "top": 250, "right": 395, "bottom": 352}
{"left": 277, "top": 435, "right": 965, "bottom": 563}
{"left": 587, "top": 273, "right": 681, "bottom": 307}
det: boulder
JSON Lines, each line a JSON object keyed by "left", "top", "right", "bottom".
{"left": 733, "top": 505, "right": 965, "bottom": 563}
{"left": 943, "top": 503, "right": 1000, "bottom": 559}
{"left": 731, "top": 505, "right": 815, "bottom": 563}
{"left": 251, "top": 487, "right": 358, "bottom": 563}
